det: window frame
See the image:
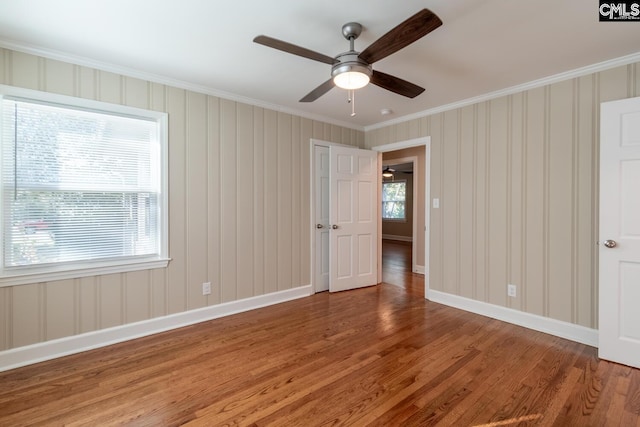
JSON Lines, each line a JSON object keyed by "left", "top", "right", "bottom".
{"left": 0, "top": 84, "right": 169, "bottom": 287}
{"left": 382, "top": 179, "right": 407, "bottom": 222}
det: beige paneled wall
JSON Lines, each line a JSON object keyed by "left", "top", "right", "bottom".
{"left": 366, "top": 61, "right": 640, "bottom": 329}
{"left": 0, "top": 48, "right": 364, "bottom": 351}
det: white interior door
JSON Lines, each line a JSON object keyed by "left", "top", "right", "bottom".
{"left": 599, "top": 96, "right": 640, "bottom": 369}
{"left": 314, "top": 145, "right": 330, "bottom": 292}
{"left": 329, "top": 145, "right": 378, "bottom": 292}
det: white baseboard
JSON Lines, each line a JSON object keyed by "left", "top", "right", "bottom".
{"left": 382, "top": 234, "right": 413, "bottom": 242}
{"left": 414, "top": 265, "right": 425, "bottom": 275}
{"left": 0, "top": 285, "right": 313, "bottom": 372}
{"left": 426, "top": 289, "right": 598, "bottom": 347}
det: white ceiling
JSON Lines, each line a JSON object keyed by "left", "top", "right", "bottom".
{"left": 1, "top": 0, "right": 639, "bottom": 129}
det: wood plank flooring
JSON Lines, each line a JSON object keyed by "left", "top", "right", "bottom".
{"left": 1, "top": 241, "right": 639, "bottom": 426}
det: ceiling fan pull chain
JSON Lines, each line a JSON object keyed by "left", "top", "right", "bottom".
{"left": 349, "top": 89, "right": 356, "bottom": 117}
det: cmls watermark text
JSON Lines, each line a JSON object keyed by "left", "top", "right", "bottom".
{"left": 599, "top": 1, "right": 640, "bottom": 20}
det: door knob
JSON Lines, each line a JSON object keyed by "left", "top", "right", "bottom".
{"left": 603, "top": 240, "right": 617, "bottom": 248}
{"left": 331, "top": 224, "right": 339, "bottom": 229}
{"left": 316, "top": 224, "right": 324, "bottom": 229}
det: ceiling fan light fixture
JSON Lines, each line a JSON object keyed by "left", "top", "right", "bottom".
{"left": 331, "top": 56, "right": 372, "bottom": 90}
{"left": 333, "top": 70, "right": 370, "bottom": 90}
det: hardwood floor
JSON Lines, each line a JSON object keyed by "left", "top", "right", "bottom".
{"left": 1, "top": 244, "right": 639, "bottom": 426}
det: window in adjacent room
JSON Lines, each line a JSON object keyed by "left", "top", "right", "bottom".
{"left": 0, "top": 86, "right": 168, "bottom": 286}
{"left": 382, "top": 180, "right": 406, "bottom": 221}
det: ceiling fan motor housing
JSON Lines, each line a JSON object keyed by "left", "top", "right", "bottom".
{"left": 331, "top": 52, "right": 373, "bottom": 80}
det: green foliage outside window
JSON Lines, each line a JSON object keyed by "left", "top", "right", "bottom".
{"left": 382, "top": 181, "right": 406, "bottom": 220}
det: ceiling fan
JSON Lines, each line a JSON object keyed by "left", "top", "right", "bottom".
{"left": 253, "top": 9, "right": 442, "bottom": 103}
{"left": 383, "top": 166, "right": 412, "bottom": 177}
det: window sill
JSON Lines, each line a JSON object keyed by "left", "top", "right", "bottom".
{"left": 0, "top": 257, "right": 171, "bottom": 287}
{"left": 382, "top": 218, "right": 408, "bottom": 223}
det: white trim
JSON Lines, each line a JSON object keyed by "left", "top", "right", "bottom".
{"left": 371, "top": 137, "right": 428, "bottom": 152}
{"left": 0, "top": 258, "right": 170, "bottom": 287}
{"left": 415, "top": 265, "right": 425, "bottom": 275}
{"left": 382, "top": 234, "right": 412, "bottom": 242}
{"left": 0, "top": 84, "right": 170, "bottom": 287}
{"left": 0, "top": 285, "right": 313, "bottom": 372}
{"left": 427, "top": 290, "right": 598, "bottom": 347}
{"left": 4, "top": 39, "right": 638, "bottom": 133}
{"left": 365, "top": 51, "right": 640, "bottom": 132}
{"left": 0, "top": 39, "right": 362, "bottom": 132}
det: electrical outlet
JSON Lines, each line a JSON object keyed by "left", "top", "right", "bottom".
{"left": 202, "top": 282, "right": 211, "bottom": 295}
{"left": 507, "top": 283, "right": 517, "bottom": 298}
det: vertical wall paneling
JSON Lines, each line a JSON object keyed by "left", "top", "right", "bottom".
{"left": 10, "top": 51, "right": 39, "bottom": 89}
{"left": 44, "top": 279, "right": 75, "bottom": 341}
{"left": 150, "top": 82, "right": 169, "bottom": 314}
{"left": 98, "top": 274, "right": 123, "bottom": 329}
{"left": 220, "top": 99, "right": 238, "bottom": 302}
{"left": 264, "top": 110, "right": 278, "bottom": 295}
{"left": 459, "top": 106, "right": 474, "bottom": 299}
{"left": 523, "top": 88, "right": 546, "bottom": 316}
{"left": 186, "top": 91, "right": 209, "bottom": 309}
{"left": 509, "top": 94, "right": 524, "bottom": 311}
{"left": 78, "top": 276, "right": 97, "bottom": 334}
{"left": 487, "top": 98, "right": 508, "bottom": 306}
{"left": 473, "top": 103, "right": 487, "bottom": 301}
{"left": 96, "top": 70, "right": 122, "bottom": 104}
{"left": 236, "top": 102, "right": 254, "bottom": 300}
{"left": 11, "top": 285, "right": 40, "bottom": 348}
{"left": 577, "top": 75, "right": 596, "bottom": 327}
{"left": 548, "top": 81, "right": 574, "bottom": 323}
{"left": 300, "top": 118, "right": 314, "bottom": 285}
{"left": 253, "top": 108, "right": 265, "bottom": 296}
{"left": 442, "top": 110, "right": 459, "bottom": 295}
{"left": 124, "top": 270, "right": 150, "bottom": 324}
{"left": 0, "top": 289, "right": 6, "bottom": 350}
{"left": 277, "top": 113, "right": 293, "bottom": 291}
{"left": 291, "top": 116, "right": 302, "bottom": 287}
{"left": 0, "top": 47, "right": 364, "bottom": 352}
{"left": 207, "top": 96, "right": 222, "bottom": 306}
{"left": 43, "top": 59, "right": 75, "bottom": 96}
{"left": 123, "top": 76, "right": 149, "bottom": 109}
{"left": 166, "top": 87, "right": 188, "bottom": 313}
{"left": 78, "top": 66, "right": 96, "bottom": 100}
{"left": 0, "top": 49, "right": 7, "bottom": 83}
{"left": 365, "top": 59, "right": 640, "bottom": 329}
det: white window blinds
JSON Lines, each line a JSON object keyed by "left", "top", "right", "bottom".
{"left": 1, "top": 97, "right": 163, "bottom": 271}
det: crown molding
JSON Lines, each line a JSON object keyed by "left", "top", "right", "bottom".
{"left": 0, "top": 39, "right": 364, "bottom": 132}
{"left": 365, "top": 51, "right": 640, "bottom": 132}
{"left": 2, "top": 38, "right": 638, "bottom": 134}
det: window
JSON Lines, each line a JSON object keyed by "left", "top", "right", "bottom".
{"left": 0, "top": 86, "right": 168, "bottom": 286}
{"left": 382, "top": 181, "right": 406, "bottom": 220}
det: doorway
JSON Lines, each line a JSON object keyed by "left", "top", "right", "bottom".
{"left": 372, "top": 137, "right": 431, "bottom": 296}
{"left": 381, "top": 158, "right": 417, "bottom": 278}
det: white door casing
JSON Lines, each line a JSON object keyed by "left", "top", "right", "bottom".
{"left": 599, "top": 96, "right": 640, "bottom": 369}
{"left": 329, "top": 145, "right": 379, "bottom": 292}
{"left": 314, "top": 145, "right": 330, "bottom": 292}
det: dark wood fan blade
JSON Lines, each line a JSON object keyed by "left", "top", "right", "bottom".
{"left": 370, "top": 70, "right": 425, "bottom": 98}
{"left": 359, "top": 9, "right": 442, "bottom": 64}
{"left": 300, "top": 79, "right": 335, "bottom": 102}
{"left": 254, "top": 35, "right": 337, "bottom": 65}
